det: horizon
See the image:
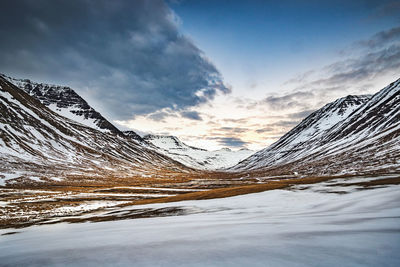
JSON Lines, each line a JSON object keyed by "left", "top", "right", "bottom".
{"left": 0, "top": 0, "right": 399, "bottom": 150}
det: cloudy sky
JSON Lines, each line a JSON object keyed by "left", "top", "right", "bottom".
{"left": 1, "top": 0, "right": 400, "bottom": 150}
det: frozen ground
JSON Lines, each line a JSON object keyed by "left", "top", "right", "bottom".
{"left": 0, "top": 177, "right": 399, "bottom": 266}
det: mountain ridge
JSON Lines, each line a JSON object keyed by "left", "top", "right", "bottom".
{"left": 0, "top": 76, "right": 192, "bottom": 186}
{"left": 2, "top": 73, "right": 399, "bottom": 176}
{"left": 1, "top": 74, "right": 142, "bottom": 139}
{"left": 233, "top": 94, "right": 372, "bottom": 170}
{"left": 232, "top": 79, "right": 400, "bottom": 175}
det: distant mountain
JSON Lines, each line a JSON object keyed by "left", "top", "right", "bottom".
{"left": 1, "top": 74, "right": 141, "bottom": 139}
{"left": 143, "top": 134, "right": 254, "bottom": 170}
{"left": 0, "top": 76, "right": 191, "bottom": 186}
{"left": 233, "top": 79, "right": 400, "bottom": 175}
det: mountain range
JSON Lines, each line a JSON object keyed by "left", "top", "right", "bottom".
{"left": 1, "top": 74, "right": 253, "bottom": 171}
{"left": 1, "top": 73, "right": 399, "bottom": 186}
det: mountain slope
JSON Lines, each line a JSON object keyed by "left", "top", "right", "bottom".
{"left": 0, "top": 77, "right": 191, "bottom": 186}
{"left": 123, "top": 130, "right": 143, "bottom": 142}
{"left": 233, "top": 79, "right": 400, "bottom": 175}
{"left": 1, "top": 74, "right": 140, "bottom": 138}
{"left": 1, "top": 74, "right": 250, "bottom": 172}
{"left": 142, "top": 134, "right": 254, "bottom": 170}
{"left": 233, "top": 94, "right": 371, "bottom": 170}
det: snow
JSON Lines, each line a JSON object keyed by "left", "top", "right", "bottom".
{"left": 232, "top": 95, "right": 372, "bottom": 170}
{"left": 145, "top": 135, "right": 254, "bottom": 169}
{"left": 0, "top": 88, "right": 81, "bottom": 162}
{"left": 0, "top": 172, "right": 22, "bottom": 186}
{"left": 53, "top": 201, "right": 127, "bottom": 214}
{"left": 2, "top": 74, "right": 113, "bottom": 133}
{"left": 47, "top": 103, "right": 102, "bottom": 131}
{"left": 2, "top": 78, "right": 183, "bottom": 177}
{"left": 233, "top": 81, "right": 400, "bottom": 172}
{"left": 1, "top": 179, "right": 399, "bottom": 266}
{"left": 29, "top": 176, "right": 42, "bottom": 182}
{"left": 111, "top": 186, "right": 205, "bottom": 192}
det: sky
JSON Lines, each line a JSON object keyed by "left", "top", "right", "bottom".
{"left": 0, "top": 0, "right": 400, "bottom": 150}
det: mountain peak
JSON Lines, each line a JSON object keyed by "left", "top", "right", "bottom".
{"left": 332, "top": 94, "right": 371, "bottom": 115}
{"left": 0, "top": 76, "right": 190, "bottom": 187}
{"left": 232, "top": 92, "right": 375, "bottom": 170}
{"left": 1, "top": 73, "right": 141, "bottom": 138}
{"left": 232, "top": 79, "right": 400, "bottom": 174}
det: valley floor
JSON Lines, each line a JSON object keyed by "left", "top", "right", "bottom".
{"left": 1, "top": 174, "right": 400, "bottom": 266}
{"left": 0, "top": 173, "right": 399, "bottom": 228}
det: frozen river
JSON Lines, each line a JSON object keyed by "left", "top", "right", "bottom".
{"left": 1, "top": 177, "right": 400, "bottom": 266}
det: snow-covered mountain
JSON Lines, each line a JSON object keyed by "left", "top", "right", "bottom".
{"left": 233, "top": 94, "right": 371, "bottom": 169}
{"left": 1, "top": 74, "right": 251, "bottom": 172}
{"left": 123, "top": 130, "right": 143, "bottom": 142}
{"left": 1, "top": 74, "right": 141, "bottom": 139}
{"left": 142, "top": 134, "right": 254, "bottom": 170}
{"left": 2, "top": 72, "right": 398, "bottom": 177}
{"left": 0, "top": 76, "right": 191, "bottom": 186}
{"left": 233, "top": 79, "right": 400, "bottom": 175}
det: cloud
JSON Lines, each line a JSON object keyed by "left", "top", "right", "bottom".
{"left": 212, "top": 137, "right": 248, "bottom": 148}
{"left": 283, "top": 70, "right": 315, "bottom": 85}
{"left": 221, "top": 118, "right": 249, "bottom": 124}
{"left": 314, "top": 44, "right": 400, "bottom": 87}
{"left": 0, "top": 0, "right": 229, "bottom": 120}
{"left": 314, "top": 27, "right": 400, "bottom": 89}
{"left": 281, "top": 26, "right": 400, "bottom": 111}
{"left": 255, "top": 127, "right": 275, "bottom": 134}
{"left": 263, "top": 91, "right": 314, "bottom": 110}
{"left": 147, "top": 111, "right": 170, "bottom": 122}
{"left": 358, "top": 27, "right": 400, "bottom": 49}
{"left": 369, "top": 1, "right": 400, "bottom": 21}
{"left": 180, "top": 110, "right": 202, "bottom": 120}
{"left": 273, "top": 120, "right": 300, "bottom": 127}
{"left": 287, "top": 109, "right": 315, "bottom": 119}
{"left": 218, "top": 127, "right": 248, "bottom": 134}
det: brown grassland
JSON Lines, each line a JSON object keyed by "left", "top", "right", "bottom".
{"left": 1, "top": 170, "right": 399, "bottom": 230}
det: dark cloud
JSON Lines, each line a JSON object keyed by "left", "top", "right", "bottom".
{"left": 0, "top": 0, "right": 229, "bottom": 120}
{"left": 255, "top": 127, "right": 274, "bottom": 134}
{"left": 255, "top": 119, "right": 304, "bottom": 135}
{"left": 287, "top": 109, "right": 315, "bottom": 119}
{"left": 282, "top": 27, "right": 400, "bottom": 108}
{"left": 327, "top": 27, "right": 400, "bottom": 87}
{"left": 315, "top": 44, "right": 400, "bottom": 87}
{"left": 358, "top": 27, "right": 400, "bottom": 49}
{"left": 369, "top": 1, "right": 400, "bottom": 21}
{"left": 218, "top": 127, "right": 248, "bottom": 134}
{"left": 180, "top": 110, "right": 202, "bottom": 120}
{"left": 221, "top": 118, "right": 249, "bottom": 124}
{"left": 147, "top": 111, "right": 170, "bottom": 122}
{"left": 273, "top": 120, "right": 299, "bottom": 127}
{"left": 212, "top": 137, "right": 248, "bottom": 148}
{"left": 263, "top": 91, "right": 314, "bottom": 110}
